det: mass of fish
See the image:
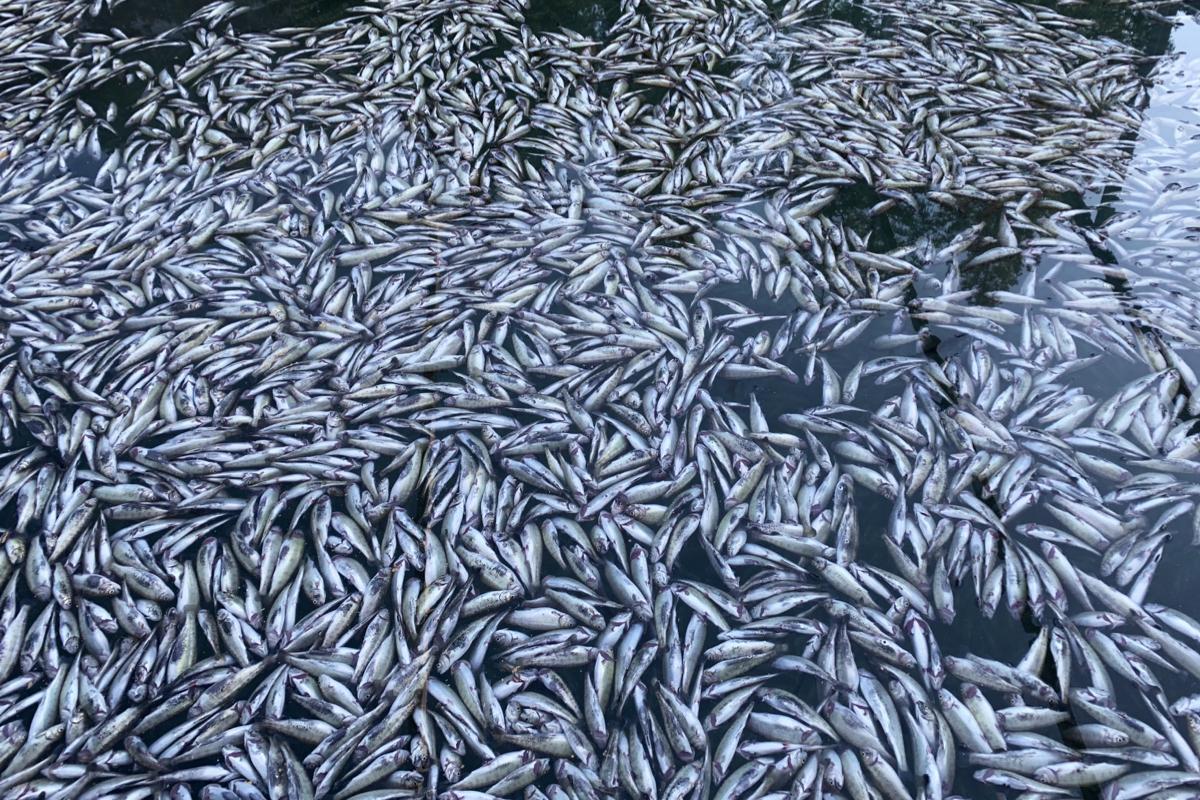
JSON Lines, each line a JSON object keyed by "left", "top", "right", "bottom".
{"left": 0, "top": 0, "right": 1198, "bottom": 797}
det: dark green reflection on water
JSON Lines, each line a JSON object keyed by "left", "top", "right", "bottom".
{"left": 88, "top": 0, "right": 356, "bottom": 34}
{"left": 526, "top": 0, "right": 621, "bottom": 38}
{"left": 1028, "top": 0, "right": 1179, "bottom": 53}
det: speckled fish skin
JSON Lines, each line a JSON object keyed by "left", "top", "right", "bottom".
{"left": 0, "top": 0, "right": 1198, "bottom": 798}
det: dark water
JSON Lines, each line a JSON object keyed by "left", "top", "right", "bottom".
{"left": 87, "top": 0, "right": 357, "bottom": 33}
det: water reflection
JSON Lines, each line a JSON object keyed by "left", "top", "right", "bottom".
{"left": 87, "top": 0, "right": 358, "bottom": 34}
{"left": 1106, "top": 14, "right": 1200, "bottom": 268}
{"left": 1041, "top": 0, "right": 1177, "bottom": 50}
{"left": 526, "top": 0, "right": 620, "bottom": 37}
